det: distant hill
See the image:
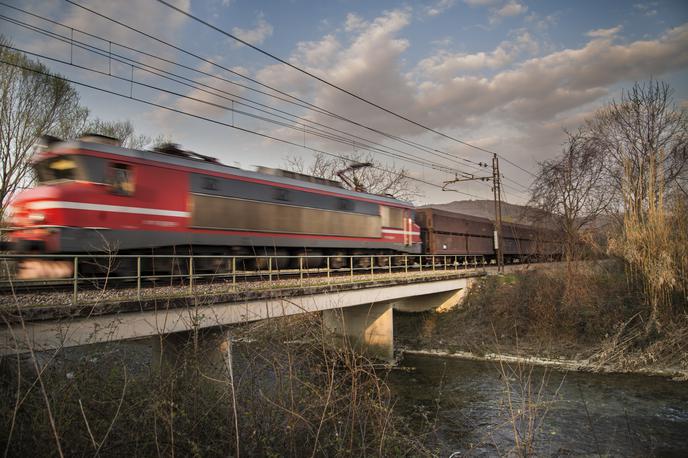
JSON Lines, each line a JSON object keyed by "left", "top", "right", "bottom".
{"left": 421, "top": 200, "right": 552, "bottom": 226}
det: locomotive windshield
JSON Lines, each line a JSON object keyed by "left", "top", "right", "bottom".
{"left": 34, "top": 155, "right": 101, "bottom": 184}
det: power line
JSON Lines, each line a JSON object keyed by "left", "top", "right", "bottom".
{"left": 0, "top": 14, "right": 476, "bottom": 178}
{"left": 0, "top": 52, "right": 487, "bottom": 200}
{"left": 3, "top": 39, "right": 452, "bottom": 175}
{"left": 1, "top": 2, "right": 513, "bottom": 197}
{"left": 0, "top": 3, "right": 503, "bottom": 182}
{"left": 153, "top": 0, "right": 538, "bottom": 178}
{"left": 58, "top": 0, "right": 488, "bottom": 173}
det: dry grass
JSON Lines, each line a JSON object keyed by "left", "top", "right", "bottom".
{"left": 397, "top": 261, "right": 641, "bottom": 355}
{"left": 0, "top": 311, "right": 432, "bottom": 457}
{"left": 396, "top": 258, "right": 688, "bottom": 377}
{"left": 608, "top": 156, "right": 688, "bottom": 330}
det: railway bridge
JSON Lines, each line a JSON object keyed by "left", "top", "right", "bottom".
{"left": 0, "top": 254, "right": 527, "bottom": 363}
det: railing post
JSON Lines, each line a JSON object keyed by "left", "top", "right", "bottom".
{"left": 299, "top": 257, "right": 303, "bottom": 286}
{"left": 72, "top": 256, "right": 78, "bottom": 306}
{"left": 420, "top": 255, "right": 423, "bottom": 272}
{"left": 464, "top": 256, "right": 468, "bottom": 269}
{"left": 189, "top": 256, "right": 194, "bottom": 293}
{"left": 326, "top": 256, "right": 330, "bottom": 283}
{"left": 388, "top": 255, "right": 392, "bottom": 275}
{"left": 350, "top": 256, "right": 353, "bottom": 282}
{"left": 444, "top": 255, "right": 447, "bottom": 271}
{"left": 432, "top": 256, "right": 436, "bottom": 272}
{"left": 232, "top": 257, "right": 236, "bottom": 287}
{"left": 137, "top": 256, "right": 141, "bottom": 300}
{"left": 268, "top": 257, "right": 273, "bottom": 283}
{"left": 404, "top": 255, "right": 408, "bottom": 274}
{"left": 370, "top": 255, "right": 374, "bottom": 277}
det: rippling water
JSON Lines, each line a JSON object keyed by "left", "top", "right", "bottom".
{"left": 388, "top": 353, "right": 688, "bottom": 457}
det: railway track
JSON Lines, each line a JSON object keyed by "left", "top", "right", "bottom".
{"left": 0, "top": 260, "right": 488, "bottom": 295}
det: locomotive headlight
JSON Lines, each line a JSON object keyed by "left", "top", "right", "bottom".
{"left": 28, "top": 212, "right": 46, "bottom": 223}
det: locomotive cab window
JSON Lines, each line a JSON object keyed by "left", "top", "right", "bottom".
{"left": 35, "top": 155, "right": 83, "bottom": 183}
{"left": 107, "top": 163, "right": 135, "bottom": 196}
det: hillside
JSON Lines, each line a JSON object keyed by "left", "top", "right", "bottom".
{"left": 422, "top": 200, "right": 551, "bottom": 225}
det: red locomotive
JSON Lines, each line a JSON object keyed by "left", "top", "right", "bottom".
{"left": 4, "top": 135, "right": 562, "bottom": 278}
{"left": 5, "top": 135, "right": 421, "bottom": 277}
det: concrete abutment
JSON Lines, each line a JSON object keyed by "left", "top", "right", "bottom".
{"left": 322, "top": 284, "right": 469, "bottom": 361}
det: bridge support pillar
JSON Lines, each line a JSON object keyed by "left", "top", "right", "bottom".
{"left": 322, "top": 302, "right": 394, "bottom": 362}
{"left": 151, "top": 328, "right": 232, "bottom": 379}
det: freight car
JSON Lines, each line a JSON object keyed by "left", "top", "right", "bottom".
{"left": 415, "top": 207, "right": 562, "bottom": 263}
{"left": 414, "top": 208, "right": 493, "bottom": 258}
{"left": 4, "top": 135, "right": 421, "bottom": 276}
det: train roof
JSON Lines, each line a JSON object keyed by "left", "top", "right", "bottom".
{"left": 38, "top": 139, "right": 413, "bottom": 208}
{"left": 416, "top": 206, "right": 493, "bottom": 224}
{"left": 419, "top": 206, "right": 558, "bottom": 233}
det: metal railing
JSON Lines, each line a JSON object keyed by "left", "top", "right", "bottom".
{"left": 0, "top": 253, "right": 487, "bottom": 305}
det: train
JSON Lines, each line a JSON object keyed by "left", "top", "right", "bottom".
{"left": 415, "top": 207, "right": 561, "bottom": 264}
{"left": 2, "top": 135, "right": 561, "bottom": 277}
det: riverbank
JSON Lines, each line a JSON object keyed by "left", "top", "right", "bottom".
{"left": 394, "top": 260, "right": 688, "bottom": 381}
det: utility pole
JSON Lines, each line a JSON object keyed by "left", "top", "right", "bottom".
{"left": 492, "top": 153, "right": 504, "bottom": 273}
{"left": 441, "top": 158, "right": 503, "bottom": 272}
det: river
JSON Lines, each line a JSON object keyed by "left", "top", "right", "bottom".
{"left": 387, "top": 353, "right": 688, "bottom": 457}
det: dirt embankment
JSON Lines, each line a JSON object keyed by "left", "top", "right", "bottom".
{"left": 394, "top": 260, "right": 688, "bottom": 380}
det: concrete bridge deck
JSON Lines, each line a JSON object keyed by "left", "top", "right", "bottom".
{"left": 0, "top": 269, "right": 483, "bottom": 358}
{"left": 0, "top": 260, "right": 557, "bottom": 360}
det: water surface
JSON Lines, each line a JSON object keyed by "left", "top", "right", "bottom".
{"left": 388, "top": 353, "right": 688, "bottom": 456}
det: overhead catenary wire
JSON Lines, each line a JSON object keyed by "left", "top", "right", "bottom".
{"left": 0, "top": 24, "right": 465, "bottom": 178}
{"left": 1, "top": 1, "right": 529, "bottom": 198}
{"left": 57, "top": 1, "right": 538, "bottom": 194}
{"left": 57, "top": 0, "right": 489, "bottom": 173}
{"left": 0, "top": 4, "right": 495, "bottom": 182}
{"left": 0, "top": 53, "right": 486, "bottom": 200}
{"left": 152, "top": 0, "right": 538, "bottom": 179}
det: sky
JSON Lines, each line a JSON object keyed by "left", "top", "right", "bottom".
{"left": 2, "top": 0, "right": 688, "bottom": 205}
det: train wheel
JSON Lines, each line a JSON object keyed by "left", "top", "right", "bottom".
{"left": 376, "top": 255, "right": 389, "bottom": 268}
{"left": 355, "top": 254, "right": 371, "bottom": 269}
{"left": 113, "top": 257, "right": 137, "bottom": 278}
{"left": 329, "top": 251, "right": 347, "bottom": 269}
{"left": 391, "top": 255, "right": 405, "bottom": 267}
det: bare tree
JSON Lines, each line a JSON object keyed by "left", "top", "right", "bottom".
{"left": 81, "top": 118, "right": 152, "bottom": 150}
{"left": 587, "top": 80, "right": 688, "bottom": 215}
{"left": 285, "top": 151, "right": 420, "bottom": 201}
{"left": 587, "top": 80, "right": 688, "bottom": 329}
{"left": 0, "top": 36, "right": 88, "bottom": 216}
{"left": 530, "top": 130, "right": 612, "bottom": 265}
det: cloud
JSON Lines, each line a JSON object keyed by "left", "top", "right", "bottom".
{"left": 218, "top": 10, "right": 688, "bottom": 193}
{"left": 463, "top": 0, "right": 499, "bottom": 6}
{"left": 524, "top": 11, "right": 559, "bottom": 31}
{"left": 586, "top": 25, "right": 622, "bottom": 39}
{"left": 417, "top": 31, "right": 538, "bottom": 77}
{"left": 294, "top": 35, "right": 341, "bottom": 67}
{"left": 489, "top": 1, "right": 528, "bottom": 24}
{"left": 256, "top": 13, "right": 688, "bottom": 183}
{"left": 495, "top": 1, "right": 527, "bottom": 17}
{"left": 255, "top": 34, "right": 342, "bottom": 96}
{"left": 344, "top": 13, "right": 367, "bottom": 32}
{"left": 634, "top": 2, "right": 659, "bottom": 16}
{"left": 231, "top": 14, "right": 273, "bottom": 46}
{"left": 17, "top": 0, "right": 191, "bottom": 79}
{"left": 425, "top": 0, "right": 456, "bottom": 17}
{"left": 60, "top": 0, "right": 190, "bottom": 49}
